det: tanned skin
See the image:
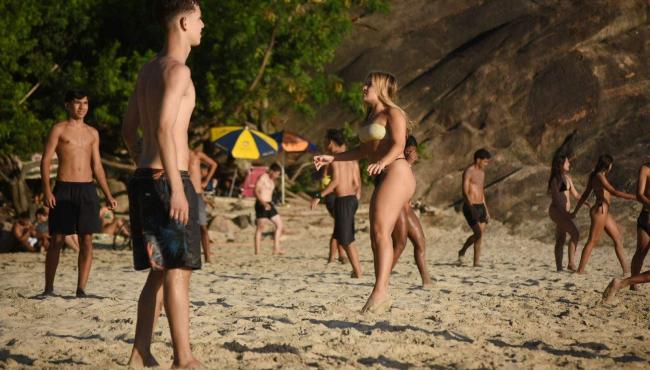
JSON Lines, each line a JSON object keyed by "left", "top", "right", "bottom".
{"left": 121, "top": 3, "right": 204, "bottom": 368}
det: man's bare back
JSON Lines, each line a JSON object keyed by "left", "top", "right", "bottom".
{"left": 330, "top": 161, "right": 360, "bottom": 197}
{"left": 463, "top": 165, "right": 486, "bottom": 204}
{"left": 133, "top": 57, "right": 195, "bottom": 171}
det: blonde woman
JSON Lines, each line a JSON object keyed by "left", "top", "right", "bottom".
{"left": 314, "top": 71, "right": 415, "bottom": 313}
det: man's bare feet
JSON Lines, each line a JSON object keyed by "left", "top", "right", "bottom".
{"left": 272, "top": 248, "right": 287, "bottom": 255}
{"left": 128, "top": 349, "right": 159, "bottom": 368}
{"left": 361, "top": 292, "right": 392, "bottom": 314}
{"left": 457, "top": 250, "right": 465, "bottom": 266}
{"left": 75, "top": 288, "right": 87, "bottom": 298}
{"left": 567, "top": 264, "right": 577, "bottom": 272}
{"left": 422, "top": 278, "right": 433, "bottom": 289}
{"left": 602, "top": 278, "right": 623, "bottom": 304}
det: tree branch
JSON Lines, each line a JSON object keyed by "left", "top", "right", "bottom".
{"left": 231, "top": 24, "right": 279, "bottom": 118}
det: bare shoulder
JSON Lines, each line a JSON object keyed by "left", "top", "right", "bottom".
{"left": 386, "top": 107, "right": 405, "bottom": 122}
{"left": 50, "top": 121, "right": 68, "bottom": 132}
{"left": 164, "top": 60, "right": 191, "bottom": 82}
{"left": 463, "top": 165, "right": 474, "bottom": 176}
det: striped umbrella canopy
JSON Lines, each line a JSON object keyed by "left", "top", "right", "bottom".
{"left": 270, "top": 130, "right": 318, "bottom": 153}
{"left": 210, "top": 126, "right": 278, "bottom": 159}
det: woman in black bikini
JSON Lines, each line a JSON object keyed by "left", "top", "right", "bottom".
{"left": 391, "top": 135, "right": 432, "bottom": 287}
{"left": 572, "top": 155, "right": 635, "bottom": 274}
{"left": 314, "top": 71, "right": 415, "bottom": 313}
{"left": 547, "top": 154, "right": 584, "bottom": 272}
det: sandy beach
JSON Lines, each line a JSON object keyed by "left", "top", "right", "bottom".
{"left": 1, "top": 203, "right": 649, "bottom": 369}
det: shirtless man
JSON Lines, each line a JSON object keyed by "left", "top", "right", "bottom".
{"left": 457, "top": 148, "right": 492, "bottom": 267}
{"left": 189, "top": 144, "right": 218, "bottom": 262}
{"left": 41, "top": 90, "right": 117, "bottom": 297}
{"left": 311, "top": 129, "right": 363, "bottom": 278}
{"left": 602, "top": 162, "right": 650, "bottom": 303}
{"left": 121, "top": 1, "right": 204, "bottom": 367}
{"left": 254, "top": 164, "right": 285, "bottom": 255}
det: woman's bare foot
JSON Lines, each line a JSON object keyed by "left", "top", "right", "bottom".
{"left": 361, "top": 292, "right": 392, "bottom": 314}
{"left": 172, "top": 358, "right": 204, "bottom": 369}
{"left": 128, "top": 349, "right": 159, "bottom": 368}
{"left": 350, "top": 271, "right": 362, "bottom": 279}
{"left": 602, "top": 278, "right": 623, "bottom": 304}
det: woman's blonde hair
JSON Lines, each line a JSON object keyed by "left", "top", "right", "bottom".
{"left": 365, "top": 71, "right": 414, "bottom": 131}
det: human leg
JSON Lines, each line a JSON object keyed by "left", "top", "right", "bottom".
{"left": 128, "top": 270, "right": 164, "bottom": 367}
{"left": 604, "top": 214, "right": 630, "bottom": 275}
{"left": 270, "top": 215, "right": 285, "bottom": 254}
{"left": 576, "top": 206, "right": 607, "bottom": 273}
{"left": 44, "top": 234, "right": 65, "bottom": 294}
{"left": 76, "top": 233, "right": 94, "bottom": 296}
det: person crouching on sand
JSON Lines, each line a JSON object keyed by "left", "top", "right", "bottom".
{"left": 314, "top": 71, "right": 415, "bottom": 314}
{"left": 572, "top": 154, "right": 635, "bottom": 275}
{"left": 457, "top": 149, "right": 492, "bottom": 267}
{"left": 547, "top": 154, "right": 586, "bottom": 272}
{"left": 602, "top": 161, "right": 650, "bottom": 303}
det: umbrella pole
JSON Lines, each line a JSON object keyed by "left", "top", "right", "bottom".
{"left": 228, "top": 171, "right": 237, "bottom": 197}
{"left": 281, "top": 151, "right": 286, "bottom": 205}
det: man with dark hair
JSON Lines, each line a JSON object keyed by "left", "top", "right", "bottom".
{"left": 188, "top": 143, "right": 218, "bottom": 263}
{"left": 312, "top": 129, "right": 363, "bottom": 277}
{"left": 41, "top": 91, "right": 117, "bottom": 296}
{"left": 319, "top": 129, "right": 347, "bottom": 263}
{"left": 121, "top": 0, "right": 204, "bottom": 367}
{"left": 254, "top": 163, "right": 285, "bottom": 255}
{"left": 457, "top": 148, "right": 492, "bottom": 267}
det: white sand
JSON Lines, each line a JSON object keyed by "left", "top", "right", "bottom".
{"left": 1, "top": 205, "right": 649, "bottom": 369}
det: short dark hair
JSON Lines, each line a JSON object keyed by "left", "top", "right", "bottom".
{"left": 17, "top": 211, "right": 30, "bottom": 220}
{"left": 406, "top": 135, "right": 417, "bottom": 148}
{"left": 269, "top": 163, "right": 281, "bottom": 173}
{"left": 325, "top": 129, "right": 345, "bottom": 147}
{"left": 64, "top": 90, "right": 88, "bottom": 103}
{"left": 154, "top": 0, "right": 200, "bottom": 29}
{"left": 35, "top": 208, "right": 47, "bottom": 217}
{"left": 474, "top": 148, "right": 492, "bottom": 161}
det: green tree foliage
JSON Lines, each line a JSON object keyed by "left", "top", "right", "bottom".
{"left": 0, "top": 0, "right": 387, "bottom": 158}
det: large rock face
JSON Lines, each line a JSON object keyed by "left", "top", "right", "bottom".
{"left": 288, "top": 0, "right": 650, "bottom": 241}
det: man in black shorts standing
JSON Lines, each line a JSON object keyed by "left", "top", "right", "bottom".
{"left": 457, "top": 148, "right": 491, "bottom": 267}
{"left": 121, "top": 0, "right": 204, "bottom": 367}
{"left": 254, "top": 164, "right": 285, "bottom": 255}
{"left": 311, "top": 129, "right": 363, "bottom": 278}
{"left": 40, "top": 90, "right": 117, "bottom": 297}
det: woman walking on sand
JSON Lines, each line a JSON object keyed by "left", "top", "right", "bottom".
{"left": 572, "top": 154, "right": 635, "bottom": 274}
{"left": 547, "top": 154, "right": 584, "bottom": 272}
{"left": 314, "top": 71, "right": 415, "bottom": 313}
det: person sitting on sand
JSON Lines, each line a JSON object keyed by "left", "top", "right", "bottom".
{"left": 602, "top": 162, "right": 650, "bottom": 303}
{"left": 254, "top": 163, "right": 285, "bottom": 255}
{"left": 314, "top": 71, "right": 415, "bottom": 314}
{"left": 99, "top": 206, "right": 130, "bottom": 238}
{"left": 311, "top": 129, "right": 363, "bottom": 278}
{"left": 391, "top": 135, "right": 432, "bottom": 287}
{"left": 547, "top": 154, "right": 587, "bottom": 272}
{"left": 572, "top": 154, "right": 635, "bottom": 275}
{"left": 457, "top": 149, "right": 492, "bottom": 267}
{"left": 10, "top": 213, "right": 39, "bottom": 252}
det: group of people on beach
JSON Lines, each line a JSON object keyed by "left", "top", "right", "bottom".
{"left": 547, "top": 153, "right": 650, "bottom": 303}
{"left": 23, "top": 0, "right": 648, "bottom": 368}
